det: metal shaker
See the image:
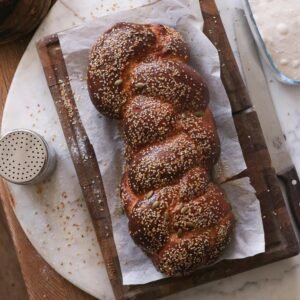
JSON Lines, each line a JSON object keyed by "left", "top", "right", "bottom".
{"left": 0, "top": 129, "right": 56, "bottom": 185}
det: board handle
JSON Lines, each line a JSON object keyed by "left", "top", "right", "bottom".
{"left": 279, "top": 167, "right": 300, "bottom": 229}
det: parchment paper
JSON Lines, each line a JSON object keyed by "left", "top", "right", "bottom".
{"left": 58, "top": 0, "right": 265, "bottom": 285}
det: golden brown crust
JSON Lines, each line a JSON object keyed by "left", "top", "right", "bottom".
{"left": 123, "top": 95, "right": 176, "bottom": 150}
{"left": 88, "top": 22, "right": 235, "bottom": 276}
{"left": 131, "top": 60, "right": 209, "bottom": 112}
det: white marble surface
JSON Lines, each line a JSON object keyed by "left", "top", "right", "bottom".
{"left": 2, "top": 0, "right": 300, "bottom": 299}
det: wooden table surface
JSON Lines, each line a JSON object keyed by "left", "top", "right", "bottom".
{"left": 0, "top": 35, "right": 96, "bottom": 300}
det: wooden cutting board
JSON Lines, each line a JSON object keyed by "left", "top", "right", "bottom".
{"left": 18, "top": 0, "right": 300, "bottom": 299}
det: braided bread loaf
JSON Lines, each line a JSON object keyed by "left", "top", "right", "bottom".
{"left": 88, "top": 23, "right": 235, "bottom": 276}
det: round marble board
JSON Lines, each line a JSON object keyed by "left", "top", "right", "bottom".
{"left": 3, "top": 0, "right": 300, "bottom": 300}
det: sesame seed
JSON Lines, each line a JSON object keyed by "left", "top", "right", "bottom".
{"left": 152, "top": 201, "right": 159, "bottom": 209}
{"left": 180, "top": 206, "right": 188, "bottom": 214}
{"left": 114, "top": 79, "right": 123, "bottom": 86}
{"left": 194, "top": 111, "right": 204, "bottom": 117}
{"left": 135, "top": 82, "right": 146, "bottom": 89}
{"left": 145, "top": 190, "right": 154, "bottom": 199}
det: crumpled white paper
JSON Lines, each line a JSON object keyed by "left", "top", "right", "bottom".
{"left": 58, "top": 0, "right": 265, "bottom": 285}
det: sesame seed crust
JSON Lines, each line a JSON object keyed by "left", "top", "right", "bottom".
{"left": 123, "top": 95, "right": 176, "bottom": 150}
{"left": 128, "top": 133, "right": 201, "bottom": 193}
{"left": 88, "top": 22, "right": 235, "bottom": 276}
{"left": 87, "top": 23, "right": 156, "bottom": 119}
{"left": 131, "top": 60, "right": 209, "bottom": 112}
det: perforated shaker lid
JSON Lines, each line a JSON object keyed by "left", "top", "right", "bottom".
{"left": 0, "top": 130, "right": 49, "bottom": 184}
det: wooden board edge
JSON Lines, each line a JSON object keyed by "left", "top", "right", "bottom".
{"left": 36, "top": 36, "right": 125, "bottom": 300}
{"left": 124, "top": 244, "right": 299, "bottom": 300}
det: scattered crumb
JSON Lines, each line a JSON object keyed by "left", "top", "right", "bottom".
{"left": 35, "top": 184, "right": 43, "bottom": 194}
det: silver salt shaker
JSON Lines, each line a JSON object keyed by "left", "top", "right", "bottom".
{"left": 0, "top": 129, "right": 56, "bottom": 185}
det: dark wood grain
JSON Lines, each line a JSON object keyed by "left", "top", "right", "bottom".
{"left": 0, "top": 188, "right": 28, "bottom": 300}
{"left": 35, "top": 0, "right": 299, "bottom": 300}
{"left": 0, "top": 0, "right": 52, "bottom": 44}
{"left": 279, "top": 168, "right": 300, "bottom": 229}
{"left": 0, "top": 0, "right": 17, "bottom": 23}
